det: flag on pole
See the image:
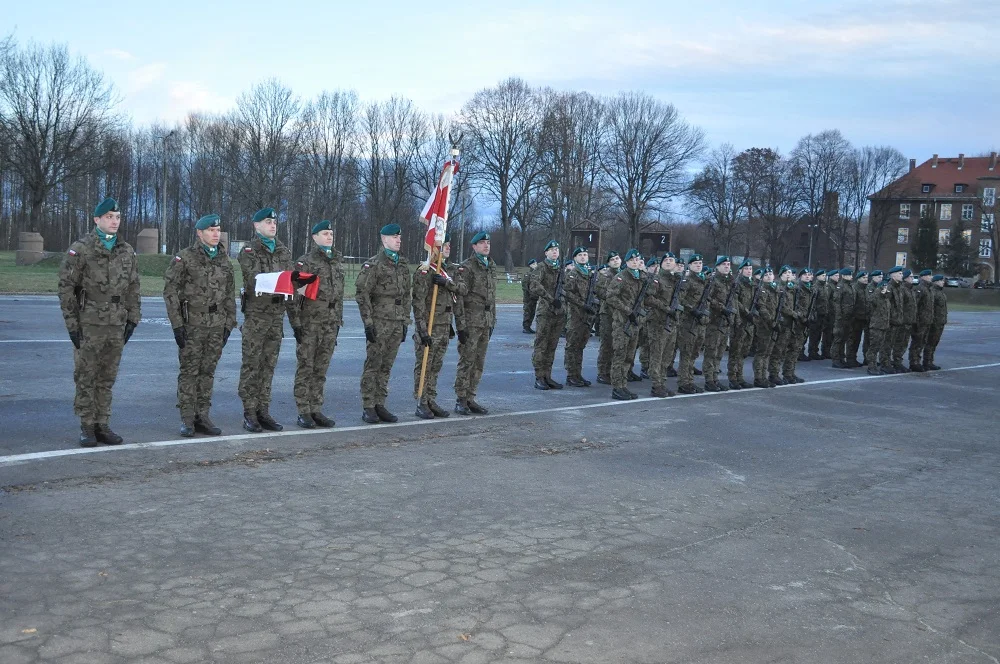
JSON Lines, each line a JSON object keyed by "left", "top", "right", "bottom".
{"left": 254, "top": 271, "right": 320, "bottom": 300}
{"left": 420, "top": 150, "right": 459, "bottom": 254}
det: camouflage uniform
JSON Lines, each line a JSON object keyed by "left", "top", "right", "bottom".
{"left": 411, "top": 263, "right": 457, "bottom": 404}
{"left": 768, "top": 282, "right": 795, "bottom": 381}
{"left": 831, "top": 278, "right": 855, "bottom": 365}
{"left": 863, "top": 281, "right": 879, "bottom": 365}
{"left": 237, "top": 235, "right": 292, "bottom": 412}
{"left": 909, "top": 280, "right": 934, "bottom": 370}
{"left": 782, "top": 282, "right": 810, "bottom": 381}
{"left": 821, "top": 278, "right": 837, "bottom": 358}
{"left": 594, "top": 265, "right": 617, "bottom": 381}
{"left": 677, "top": 272, "right": 710, "bottom": 390}
{"left": 894, "top": 281, "right": 916, "bottom": 369}
{"left": 288, "top": 245, "right": 345, "bottom": 415}
{"left": 453, "top": 253, "right": 497, "bottom": 402}
{"left": 888, "top": 280, "right": 906, "bottom": 371}
{"left": 846, "top": 280, "right": 868, "bottom": 365}
{"left": 752, "top": 283, "right": 779, "bottom": 385}
{"left": 604, "top": 269, "right": 646, "bottom": 390}
{"left": 530, "top": 260, "right": 566, "bottom": 381}
{"left": 643, "top": 272, "right": 680, "bottom": 394}
{"left": 163, "top": 242, "right": 236, "bottom": 421}
{"left": 563, "top": 265, "right": 596, "bottom": 382}
{"left": 521, "top": 268, "right": 538, "bottom": 331}
{"left": 727, "top": 276, "right": 758, "bottom": 387}
{"left": 807, "top": 279, "right": 827, "bottom": 359}
{"left": 867, "top": 281, "right": 892, "bottom": 374}
{"left": 702, "top": 272, "right": 735, "bottom": 386}
{"left": 356, "top": 250, "right": 411, "bottom": 409}
{"left": 58, "top": 231, "right": 141, "bottom": 425}
{"left": 924, "top": 284, "right": 948, "bottom": 368}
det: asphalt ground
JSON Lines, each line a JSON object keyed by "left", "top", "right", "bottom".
{"left": 1, "top": 296, "right": 998, "bottom": 663}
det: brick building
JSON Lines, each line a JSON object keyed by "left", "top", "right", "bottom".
{"left": 869, "top": 153, "right": 999, "bottom": 279}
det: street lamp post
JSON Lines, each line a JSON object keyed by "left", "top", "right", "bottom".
{"left": 806, "top": 222, "right": 819, "bottom": 268}
{"left": 158, "top": 130, "right": 177, "bottom": 254}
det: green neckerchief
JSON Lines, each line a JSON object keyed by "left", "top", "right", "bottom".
{"left": 475, "top": 252, "right": 488, "bottom": 268}
{"left": 95, "top": 227, "right": 117, "bottom": 251}
{"left": 786, "top": 281, "right": 795, "bottom": 289}
{"left": 257, "top": 232, "right": 276, "bottom": 253}
{"left": 384, "top": 248, "right": 399, "bottom": 264}
{"left": 575, "top": 262, "right": 592, "bottom": 277}
{"left": 201, "top": 243, "right": 219, "bottom": 259}
{"left": 769, "top": 281, "right": 777, "bottom": 290}
{"left": 628, "top": 268, "right": 642, "bottom": 279}
{"left": 318, "top": 244, "right": 333, "bottom": 259}
{"left": 545, "top": 258, "right": 560, "bottom": 268}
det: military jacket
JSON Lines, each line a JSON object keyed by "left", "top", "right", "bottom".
{"left": 813, "top": 281, "right": 829, "bottom": 317}
{"left": 754, "top": 283, "right": 779, "bottom": 330}
{"left": 889, "top": 281, "right": 904, "bottom": 325}
{"left": 775, "top": 281, "right": 796, "bottom": 326}
{"left": 643, "top": 273, "right": 674, "bottom": 325}
{"left": 356, "top": 250, "right": 411, "bottom": 326}
{"left": 58, "top": 232, "right": 141, "bottom": 332}
{"left": 792, "top": 282, "right": 812, "bottom": 325}
{"left": 521, "top": 269, "right": 536, "bottom": 300}
{"left": 869, "top": 281, "right": 892, "bottom": 330}
{"left": 412, "top": 263, "right": 457, "bottom": 335}
{"left": 900, "top": 282, "right": 917, "bottom": 324}
{"left": 737, "top": 276, "right": 757, "bottom": 323}
{"left": 913, "top": 281, "right": 934, "bottom": 326}
{"left": 286, "top": 245, "right": 346, "bottom": 330}
{"left": 833, "top": 280, "right": 856, "bottom": 323}
{"left": 679, "top": 271, "right": 709, "bottom": 323}
{"left": 564, "top": 265, "right": 595, "bottom": 314}
{"left": 852, "top": 281, "right": 869, "bottom": 319}
{"left": 454, "top": 254, "right": 497, "bottom": 329}
{"left": 709, "top": 272, "right": 736, "bottom": 324}
{"left": 932, "top": 286, "right": 948, "bottom": 325}
{"left": 604, "top": 269, "right": 646, "bottom": 322}
{"left": 529, "top": 260, "right": 563, "bottom": 309}
{"left": 238, "top": 235, "right": 293, "bottom": 317}
{"left": 595, "top": 266, "right": 618, "bottom": 316}
{"left": 163, "top": 243, "right": 236, "bottom": 330}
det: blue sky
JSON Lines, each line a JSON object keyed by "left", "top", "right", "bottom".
{"left": 6, "top": 0, "right": 995, "bottom": 159}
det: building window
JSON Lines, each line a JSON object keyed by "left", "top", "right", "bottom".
{"left": 939, "top": 229, "right": 951, "bottom": 245}
{"left": 940, "top": 204, "right": 952, "bottom": 221}
{"left": 983, "top": 213, "right": 995, "bottom": 233}
{"left": 984, "top": 188, "right": 996, "bottom": 208}
{"left": 922, "top": 184, "right": 931, "bottom": 193}
{"left": 955, "top": 184, "right": 965, "bottom": 193}
{"left": 962, "top": 204, "right": 974, "bottom": 220}
{"left": 937, "top": 253, "right": 948, "bottom": 266}
{"left": 895, "top": 252, "right": 907, "bottom": 267}
{"left": 899, "top": 203, "right": 910, "bottom": 219}
{"left": 920, "top": 203, "right": 931, "bottom": 218}
{"left": 962, "top": 229, "right": 972, "bottom": 242}
{"left": 897, "top": 228, "right": 909, "bottom": 244}
{"left": 981, "top": 239, "right": 993, "bottom": 258}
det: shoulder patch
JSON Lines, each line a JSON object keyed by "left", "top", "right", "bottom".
{"left": 296, "top": 261, "right": 304, "bottom": 267}
{"left": 616, "top": 277, "right": 622, "bottom": 281}
{"left": 173, "top": 255, "right": 182, "bottom": 262}
{"left": 362, "top": 263, "right": 370, "bottom": 269}
{"left": 68, "top": 249, "right": 77, "bottom": 256}
{"left": 459, "top": 267, "right": 465, "bottom": 272}
{"left": 244, "top": 247, "right": 253, "bottom": 253}
{"left": 420, "top": 269, "right": 428, "bottom": 274}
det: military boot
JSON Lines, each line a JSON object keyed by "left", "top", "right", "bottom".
{"left": 180, "top": 417, "right": 196, "bottom": 438}
{"left": 867, "top": 366, "right": 881, "bottom": 376}
{"left": 677, "top": 383, "right": 699, "bottom": 395}
{"left": 79, "top": 423, "right": 98, "bottom": 448}
{"left": 693, "top": 367, "right": 704, "bottom": 376}
{"left": 728, "top": 379, "right": 742, "bottom": 390}
{"left": 523, "top": 326, "right": 535, "bottom": 334}
{"left": 769, "top": 374, "right": 784, "bottom": 386}
{"left": 427, "top": 401, "right": 449, "bottom": 418}
{"left": 666, "top": 366, "right": 678, "bottom": 377}
{"left": 831, "top": 359, "right": 845, "bottom": 369}
{"left": 909, "top": 363, "right": 925, "bottom": 373}
{"left": 195, "top": 413, "right": 221, "bottom": 435}
{"left": 243, "top": 410, "right": 263, "bottom": 433}
{"left": 651, "top": 385, "right": 674, "bottom": 398}
{"left": 467, "top": 399, "right": 489, "bottom": 415}
{"left": 454, "top": 399, "right": 471, "bottom": 415}
{"left": 612, "top": 387, "right": 632, "bottom": 401}
{"left": 808, "top": 352, "right": 822, "bottom": 360}
{"left": 704, "top": 382, "right": 723, "bottom": 393}
{"left": 297, "top": 413, "right": 317, "bottom": 429}
{"left": 311, "top": 412, "right": 335, "bottom": 427}
{"left": 257, "top": 410, "right": 283, "bottom": 431}
{"left": 544, "top": 375, "right": 564, "bottom": 389}
{"left": 927, "top": 363, "right": 941, "bottom": 371}
{"left": 739, "top": 379, "right": 754, "bottom": 389}
{"left": 627, "top": 370, "right": 642, "bottom": 382}
{"left": 566, "top": 376, "right": 588, "bottom": 387}
{"left": 362, "top": 408, "right": 380, "bottom": 424}
{"left": 415, "top": 401, "right": 435, "bottom": 420}
{"left": 752, "top": 378, "right": 770, "bottom": 389}
{"left": 596, "top": 374, "right": 611, "bottom": 384}
{"left": 374, "top": 404, "right": 397, "bottom": 423}
{"left": 534, "top": 377, "right": 550, "bottom": 390}
{"left": 845, "top": 358, "right": 861, "bottom": 368}
{"left": 95, "top": 424, "right": 123, "bottom": 445}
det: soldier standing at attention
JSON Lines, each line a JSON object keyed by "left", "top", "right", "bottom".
{"left": 726, "top": 259, "right": 755, "bottom": 390}
{"left": 238, "top": 207, "right": 294, "bottom": 433}
{"left": 768, "top": 266, "right": 796, "bottom": 385}
{"left": 805, "top": 267, "right": 826, "bottom": 360}
{"left": 637, "top": 257, "right": 660, "bottom": 378}
{"left": 830, "top": 268, "right": 855, "bottom": 368}
{"left": 642, "top": 253, "right": 678, "bottom": 398}
{"left": 781, "top": 268, "right": 812, "bottom": 384}
{"left": 702, "top": 256, "right": 734, "bottom": 392}
{"left": 58, "top": 197, "right": 140, "bottom": 447}
{"left": 563, "top": 247, "right": 597, "bottom": 387}
{"left": 863, "top": 271, "right": 883, "bottom": 367}
{"left": 845, "top": 271, "right": 868, "bottom": 367}
{"left": 595, "top": 251, "right": 621, "bottom": 384}
{"left": 886, "top": 266, "right": 906, "bottom": 373}
{"left": 822, "top": 270, "right": 839, "bottom": 359}
{"left": 522, "top": 259, "right": 539, "bottom": 334}
{"left": 453, "top": 232, "right": 497, "bottom": 414}
{"left": 163, "top": 214, "right": 236, "bottom": 437}
{"left": 356, "top": 224, "right": 411, "bottom": 424}
{"left": 909, "top": 269, "right": 934, "bottom": 372}
{"left": 676, "top": 254, "right": 709, "bottom": 394}
{"left": 751, "top": 267, "right": 778, "bottom": 388}
{"left": 531, "top": 240, "right": 566, "bottom": 390}
{"left": 412, "top": 238, "right": 459, "bottom": 419}
{"left": 288, "top": 220, "right": 344, "bottom": 429}
{"left": 924, "top": 275, "right": 948, "bottom": 370}
{"left": 605, "top": 249, "right": 647, "bottom": 400}
{"left": 867, "top": 272, "right": 892, "bottom": 375}
{"left": 894, "top": 269, "right": 917, "bottom": 372}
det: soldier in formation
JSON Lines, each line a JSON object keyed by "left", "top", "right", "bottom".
{"left": 595, "top": 251, "right": 622, "bottom": 385}
{"left": 605, "top": 249, "right": 648, "bottom": 400}
{"left": 562, "top": 247, "right": 598, "bottom": 387}
{"left": 453, "top": 232, "right": 497, "bottom": 415}
{"left": 521, "top": 258, "right": 538, "bottom": 334}
{"left": 412, "top": 236, "right": 458, "bottom": 420}
{"left": 531, "top": 240, "right": 566, "bottom": 390}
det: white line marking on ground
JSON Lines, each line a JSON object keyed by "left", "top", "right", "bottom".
{"left": 1, "top": 361, "right": 998, "bottom": 467}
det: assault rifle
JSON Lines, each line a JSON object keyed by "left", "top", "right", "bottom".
{"left": 624, "top": 275, "right": 651, "bottom": 337}
{"left": 722, "top": 276, "right": 739, "bottom": 327}
{"left": 746, "top": 277, "right": 765, "bottom": 330}
{"left": 805, "top": 285, "right": 818, "bottom": 324}
{"left": 552, "top": 263, "right": 565, "bottom": 310}
{"left": 583, "top": 269, "right": 599, "bottom": 317}
{"left": 693, "top": 274, "right": 714, "bottom": 320}
{"left": 664, "top": 274, "right": 688, "bottom": 334}
{"left": 771, "top": 286, "right": 786, "bottom": 342}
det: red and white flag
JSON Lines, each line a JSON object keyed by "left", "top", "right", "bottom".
{"left": 419, "top": 150, "right": 459, "bottom": 256}
{"left": 254, "top": 271, "right": 320, "bottom": 300}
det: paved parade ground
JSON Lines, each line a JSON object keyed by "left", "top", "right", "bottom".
{"left": 1, "top": 295, "right": 999, "bottom": 663}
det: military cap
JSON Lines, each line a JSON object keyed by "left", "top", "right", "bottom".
{"left": 623, "top": 248, "right": 641, "bottom": 262}
{"left": 572, "top": 246, "right": 588, "bottom": 258}
{"left": 702, "top": 266, "right": 713, "bottom": 274}
{"left": 738, "top": 258, "right": 753, "bottom": 270}
{"left": 605, "top": 250, "right": 620, "bottom": 262}
{"left": 252, "top": 207, "right": 277, "bottom": 223}
{"left": 195, "top": 214, "right": 221, "bottom": 230}
{"left": 839, "top": 267, "right": 853, "bottom": 276}
{"left": 94, "top": 197, "right": 120, "bottom": 217}
{"left": 443, "top": 232, "right": 452, "bottom": 244}
{"left": 527, "top": 258, "right": 537, "bottom": 266}
{"left": 379, "top": 223, "right": 401, "bottom": 236}
{"left": 777, "top": 265, "right": 792, "bottom": 276}
{"left": 918, "top": 269, "right": 932, "bottom": 276}
{"left": 471, "top": 231, "right": 490, "bottom": 244}
{"left": 798, "top": 267, "right": 812, "bottom": 276}
{"left": 932, "top": 274, "right": 944, "bottom": 282}
{"left": 856, "top": 270, "right": 867, "bottom": 278}
{"left": 664, "top": 251, "right": 676, "bottom": 259}
{"left": 754, "top": 268, "right": 764, "bottom": 276}
{"left": 870, "top": 269, "right": 883, "bottom": 277}
{"left": 646, "top": 257, "right": 658, "bottom": 268}
{"left": 565, "top": 258, "right": 574, "bottom": 266}
{"left": 764, "top": 265, "right": 774, "bottom": 274}
{"left": 311, "top": 219, "right": 332, "bottom": 235}
{"left": 544, "top": 239, "right": 559, "bottom": 251}
{"left": 815, "top": 268, "right": 825, "bottom": 275}
{"left": 715, "top": 255, "right": 731, "bottom": 267}
{"left": 688, "top": 253, "right": 704, "bottom": 263}
{"left": 825, "top": 269, "right": 837, "bottom": 276}
{"left": 902, "top": 269, "right": 912, "bottom": 278}
{"left": 887, "top": 266, "right": 903, "bottom": 275}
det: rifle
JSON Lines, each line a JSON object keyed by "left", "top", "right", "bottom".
{"left": 721, "top": 276, "right": 739, "bottom": 327}
{"left": 771, "top": 286, "right": 786, "bottom": 342}
{"left": 624, "top": 275, "right": 651, "bottom": 337}
{"left": 583, "top": 269, "right": 599, "bottom": 318}
{"left": 805, "top": 285, "right": 818, "bottom": 324}
{"left": 746, "top": 277, "right": 765, "bottom": 330}
{"left": 664, "top": 274, "right": 688, "bottom": 334}
{"left": 693, "top": 274, "right": 714, "bottom": 320}
{"left": 552, "top": 263, "right": 565, "bottom": 310}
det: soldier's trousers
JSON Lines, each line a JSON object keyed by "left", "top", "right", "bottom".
{"left": 782, "top": 324, "right": 808, "bottom": 378}
{"left": 637, "top": 324, "right": 649, "bottom": 370}
{"left": 752, "top": 325, "right": 775, "bottom": 382}
{"left": 807, "top": 320, "right": 824, "bottom": 357}
{"left": 868, "top": 327, "right": 889, "bottom": 370}
{"left": 831, "top": 319, "right": 848, "bottom": 363}
{"left": 728, "top": 324, "right": 753, "bottom": 383}
{"left": 522, "top": 295, "right": 538, "bottom": 330}
{"left": 238, "top": 314, "right": 284, "bottom": 410}
{"left": 769, "top": 326, "right": 792, "bottom": 378}
{"left": 177, "top": 325, "right": 225, "bottom": 418}
{"left": 846, "top": 319, "right": 866, "bottom": 362}
{"left": 361, "top": 319, "right": 406, "bottom": 409}
{"left": 455, "top": 325, "right": 490, "bottom": 400}
{"left": 822, "top": 315, "right": 834, "bottom": 356}
{"left": 596, "top": 311, "right": 613, "bottom": 378}
{"left": 532, "top": 310, "right": 564, "bottom": 378}
{"left": 647, "top": 319, "right": 677, "bottom": 389}
{"left": 861, "top": 325, "right": 871, "bottom": 364}
{"left": 702, "top": 320, "right": 730, "bottom": 381}
{"left": 908, "top": 324, "right": 929, "bottom": 367}
{"left": 677, "top": 318, "right": 707, "bottom": 388}
{"left": 612, "top": 315, "right": 641, "bottom": 389}
{"left": 564, "top": 310, "right": 591, "bottom": 379}
{"left": 413, "top": 324, "right": 450, "bottom": 402}
{"left": 294, "top": 321, "right": 340, "bottom": 413}
{"left": 73, "top": 324, "right": 125, "bottom": 424}
{"left": 890, "top": 324, "right": 909, "bottom": 368}
{"left": 924, "top": 324, "right": 944, "bottom": 366}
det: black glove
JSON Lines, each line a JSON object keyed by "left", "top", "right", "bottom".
{"left": 123, "top": 321, "right": 136, "bottom": 345}
{"left": 222, "top": 328, "right": 231, "bottom": 347}
{"left": 291, "top": 270, "right": 318, "bottom": 286}
{"left": 552, "top": 299, "right": 563, "bottom": 311}
{"left": 457, "top": 329, "right": 468, "bottom": 344}
{"left": 364, "top": 325, "right": 376, "bottom": 343}
{"left": 432, "top": 273, "right": 450, "bottom": 287}
{"left": 628, "top": 312, "right": 638, "bottom": 325}
{"left": 293, "top": 327, "right": 303, "bottom": 343}
{"left": 489, "top": 327, "right": 494, "bottom": 339}
{"left": 420, "top": 332, "right": 432, "bottom": 347}
{"left": 401, "top": 325, "right": 408, "bottom": 344}
{"left": 173, "top": 326, "right": 187, "bottom": 349}
{"left": 69, "top": 329, "right": 81, "bottom": 349}
{"left": 584, "top": 305, "right": 597, "bottom": 316}
{"left": 449, "top": 324, "right": 456, "bottom": 339}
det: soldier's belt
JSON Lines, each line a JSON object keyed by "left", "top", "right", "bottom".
{"left": 374, "top": 297, "right": 403, "bottom": 306}
{"left": 186, "top": 303, "right": 221, "bottom": 313}
{"left": 86, "top": 293, "right": 122, "bottom": 304}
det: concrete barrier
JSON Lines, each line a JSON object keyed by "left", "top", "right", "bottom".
{"left": 15, "top": 232, "right": 45, "bottom": 265}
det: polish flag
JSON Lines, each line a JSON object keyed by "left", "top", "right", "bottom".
{"left": 254, "top": 271, "right": 320, "bottom": 299}
{"left": 419, "top": 149, "right": 459, "bottom": 255}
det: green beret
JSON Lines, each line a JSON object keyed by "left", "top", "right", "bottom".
{"left": 826, "top": 269, "right": 837, "bottom": 277}
{"left": 623, "top": 248, "right": 641, "bottom": 262}
{"left": 888, "top": 266, "right": 903, "bottom": 275}
{"left": 471, "top": 231, "right": 490, "bottom": 244}
{"left": 738, "top": 258, "right": 753, "bottom": 270}
{"left": 544, "top": 239, "right": 559, "bottom": 251}
{"left": 94, "top": 197, "right": 120, "bottom": 217}
{"left": 565, "top": 258, "right": 574, "bottom": 266}
{"left": 527, "top": 258, "right": 537, "bottom": 266}
{"left": 605, "top": 251, "right": 620, "bottom": 262}
{"left": 252, "top": 207, "right": 277, "bottom": 223}
{"left": 754, "top": 268, "right": 764, "bottom": 276}
{"left": 902, "top": 269, "right": 912, "bottom": 278}
{"left": 689, "top": 253, "right": 704, "bottom": 263}
{"left": 932, "top": 274, "right": 944, "bottom": 282}
{"left": 311, "top": 220, "right": 332, "bottom": 235}
{"left": 195, "top": 214, "right": 221, "bottom": 230}
{"left": 715, "top": 255, "right": 731, "bottom": 267}
{"left": 870, "top": 269, "right": 883, "bottom": 277}
{"left": 380, "top": 223, "right": 401, "bottom": 236}
{"left": 443, "top": 232, "right": 451, "bottom": 244}
{"left": 918, "top": 269, "right": 932, "bottom": 276}
{"left": 664, "top": 251, "right": 676, "bottom": 259}
{"left": 646, "top": 257, "right": 658, "bottom": 267}
{"left": 815, "top": 268, "right": 825, "bottom": 275}
{"left": 572, "top": 246, "right": 588, "bottom": 258}
{"left": 839, "top": 268, "right": 853, "bottom": 276}
{"left": 798, "top": 267, "right": 812, "bottom": 276}
{"left": 778, "top": 265, "right": 792, "bottom": 276}
{"left": 856, "top": 271, "right": 867, "bottom": 278}
{"left": 764, "top": 265, "right": 774, "bottom": 274}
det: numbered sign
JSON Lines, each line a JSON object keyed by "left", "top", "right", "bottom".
{"left": 639, "top": 231, "right": 671, "bottom": 257}
{"left": 570, "top": 229, "right": 601, "bottom": 264}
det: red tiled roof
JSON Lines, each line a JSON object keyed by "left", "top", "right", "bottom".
{"left": 871, "top": 155, "right": 1000, "bottom": 200}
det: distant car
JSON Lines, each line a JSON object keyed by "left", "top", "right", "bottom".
{"left": 944, "top": 277, "right": 969, "bottom": 288}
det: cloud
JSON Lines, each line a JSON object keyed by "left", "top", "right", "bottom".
{"left": 104, "top": 48, "right": 135, "bottom": 62}
{"left": 165, "top": 80, "right": 232, "bottom": 119}
{"left": 127, "top": 63, "right": 167, "bottom": 93}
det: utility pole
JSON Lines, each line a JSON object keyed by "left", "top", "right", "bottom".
{"left": 158, "top": 130, "right": 176, "bottom": 254}
{"left": 458, "top": 190, "right": 466, "bottom": 263}
{"left": 807, "top": 222, "right": 820, "bottom": 268}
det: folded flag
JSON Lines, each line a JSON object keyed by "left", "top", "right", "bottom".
{"left": 254, "top": 271, "right": 320, "bottom": 299}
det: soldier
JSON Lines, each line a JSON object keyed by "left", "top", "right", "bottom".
{"left": 767, "top": 266, "right": 796, "bottom": 385}
{"left": 522, "top": 258, "right": 539, "bottom": 334}
{"left": 412, "top": 238, "right": 459, "bottom": 419}
{"left": 237, "top": 207, "right": 296, "bottom": 432}
{"left": 782, "top": 268, "right": 812, "bottom": 384}
{"left": 636, "top": 257, "right": 660, "bottom": 378}
{"left": 867, "top": 272, "right": 892, "bottom": 375}
{"left": 863, "top": 270, "right": 883, "bottom": 367}
{"left": 701, "top": 256, "right": 734, "bottom": 392}
{"left": 894, "top": 269, "right": 917, "bottom": 372}
{"left": 752, "top": 267, "right": 778, "bottom": 388}
{"left": 909, "top": 269, "right": 934, "bottom": 372}
{"left": 605, "top": 249, "right": 647, "bottom": 400}
{"left": 830, "top": 268, "right": 855, "bottom": 368}
{"left": 822, "top": 269, "right": 839, "bottom": 359}
{"left": 453, "top": 231, "right": 497, "bottom": 414}
{"left": 58, "top": 197, "right": 140, "bottom": 447}
{"left": 805, "top": 267, "right": 826, "bottom": 360}
{"left": 356, "top": 224, "right": 411, "bottom": 423}
{"left": 563, "top": 247, "right": 598, "bottom": 386}
{"left": 644, "top": 253, "right": 681, "bottom": 398}
{"left": 924, "top": 275, "right": 948, "bottom": 370}
{"left": 595, "top": 251, "right": 621, "bottom": 384}
{"left": 531, "top": 240, "right": 566, "bottom": 390}
{"left": 727, "top": 259, "right": 756, "bottom": 389}
{"left": 288, "top": 220, "right": 345, "bottom": 429}
{"left": 845, "top": 271, "right": 868, "bottom": 367}
{"left": 676, "top": 254, "right": 710, "bottom": 394}
{"left": 885, "top": 266, "right": 905, "bottom": 372}
{"left": 163, "top": 214, "right": 236, "bottom": 437}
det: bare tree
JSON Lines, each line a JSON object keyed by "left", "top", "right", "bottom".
{"left": 735, "top": 147, "right": 801, "bottom": 265}
{"left": 600, "top": 92, "right": 704, "bottom": 246}
{"left": 790, "top": 129, "right": 852, "bottom": 259}
{"left": 686, "top": 143, "right": 745, "bottom": 257}
{"left": 841, "top": 145, "right": 907, "bottom": 269}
